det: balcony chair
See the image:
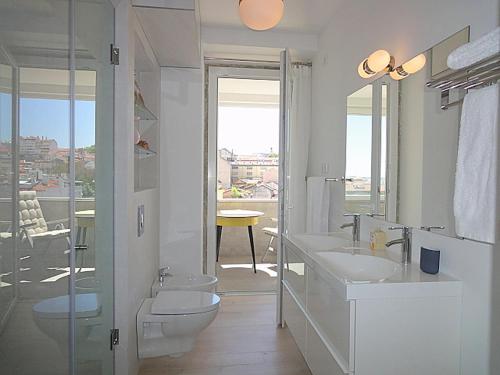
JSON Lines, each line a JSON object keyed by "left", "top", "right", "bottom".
{"left": 261, "top": 224, "right": 278, "bottom": 263}
{"left": 18, "top": 191, "right": 70, "bottom": 249}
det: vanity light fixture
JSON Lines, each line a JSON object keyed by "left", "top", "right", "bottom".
{"left": 239, "top": 0, "right": 284, "bottom": 31}
{"left": 359, "top": 51, "right": 427, "bottom": 81}
{"left": 358, "top": 49, "right": 395, "bottom": 78}
{"left": 390, "top": 54, "right": 427, "bottom": 80}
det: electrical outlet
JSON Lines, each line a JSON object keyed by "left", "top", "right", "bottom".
{"left": 138, "top": 205, "right": 144, "bottom": 237}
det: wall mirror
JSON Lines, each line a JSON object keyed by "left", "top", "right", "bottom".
{"left": 345, "top": 28, "right": 470, "bottom": 238}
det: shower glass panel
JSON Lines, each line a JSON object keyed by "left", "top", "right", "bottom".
{"left": 0, "top": 50, "right": 15, "bottom": 357}
{"left": 0, "top": 1, "right": 72, "bottom": 373}
{"left": 75, "top": 0, "right": 114, "bottom": 373}
{"left": 0, "top": 1, "right": 114, "bottom": 374}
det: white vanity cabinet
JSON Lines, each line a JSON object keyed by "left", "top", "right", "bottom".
{"left": 282, "top": 236, "right": 462, "bottom": 375}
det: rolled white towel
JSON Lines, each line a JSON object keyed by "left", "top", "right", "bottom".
{"left": 447, "top": 27, "right": 500, "bottom": 69}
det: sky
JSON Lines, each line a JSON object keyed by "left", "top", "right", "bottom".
{"left": 19, "top": 98, "right": 96, "bottom": 148}
{"left": 0, "top": 96, "right": 95, "bottom": 148}
{"left": 218, "top": 105, "right": 279, "bottom": 155}
{"left": 217, "top": 107, "right": 382, "bottom": 179}
{"left": 346, "top": 114, "right": 387, "bottom": 179}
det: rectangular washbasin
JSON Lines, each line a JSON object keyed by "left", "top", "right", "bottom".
{"left": 315, "top": 251, "right": 401, "bottom": 283}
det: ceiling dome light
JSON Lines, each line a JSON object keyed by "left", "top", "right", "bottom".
{"left": 402, "top": 53, "right": 426, "bottom": 74}
{"left": 366, "top": 49, "right": 392, "bottom": 73}
{"left": 239, "top": 0, "right": 284, "bottom": 31}
{"left": 358, "top": 60, "right": 375, "bottom": 78}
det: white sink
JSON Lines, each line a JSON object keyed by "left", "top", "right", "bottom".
{"left": 151, "top": 274, "right": 218, "bottom": 296}
{"left": 315, "top": 252, "right": 401, "bottom": 283}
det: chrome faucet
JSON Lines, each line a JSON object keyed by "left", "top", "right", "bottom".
{"left": 159, "top": 266, "right": 173, "bottom": 285}
{"left": 341, "top": 213, "right": 361, "bottom": 244}
{"left": 386, "top": 226, "right": 412, "bottom": 265}
{"left": 420, "top": 226, "right": 445, "bottom": 232}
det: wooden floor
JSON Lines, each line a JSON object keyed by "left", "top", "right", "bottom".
{"left": 139, "top": 295, "right": 312, "bottom": 375}
{"left": 217, "top": 255, "right": 277, "bottom": 293}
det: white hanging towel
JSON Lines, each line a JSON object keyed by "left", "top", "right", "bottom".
{"left": 454, "top": 84, "right": 498, "bottom": 243}
{"left": 447, "top": 27, "right": 500, "bottom": 69}
{"left": 306, "top": 177, "right": 330, "bottom": 233}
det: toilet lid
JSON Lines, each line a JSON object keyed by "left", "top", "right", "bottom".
{"left": 151, "top": 291, "right": 220, "bottom": 315}
{"left": 33, "top": 293, "right": 101, "bottom": 319}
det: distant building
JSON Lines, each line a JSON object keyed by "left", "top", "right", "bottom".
{"left": 20, "top": 136, "right": 58, "bottom": 160}
{"left": 218, "top": 148, "right": 233, "bottom": 189}
{"left": 217, "top": 149, "right": 279, "bottom": 199}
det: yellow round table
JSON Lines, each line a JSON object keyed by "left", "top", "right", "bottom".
{"left": 216, "top": 209, "right": 264, "bottom": 273}
{"left": 75, "top": 209, "right": 95, "bottom": 245}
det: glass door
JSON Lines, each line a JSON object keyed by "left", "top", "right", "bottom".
{"left": 0, "top": 1, "right": 115, "bottom": 374}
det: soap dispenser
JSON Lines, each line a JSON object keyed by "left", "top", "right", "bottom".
{"left": 370, "top": 228, "right": 387, "bottom": 251}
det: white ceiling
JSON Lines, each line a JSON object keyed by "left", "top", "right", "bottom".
{"left": 199, "top": 0, "right": 343, "bottom": 34}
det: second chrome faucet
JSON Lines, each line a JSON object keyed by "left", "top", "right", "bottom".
{"left": 341, "top": 213, "right": 361, "bottom": 244}
{"left": 386, "top": 226, "right": 412, "bottom": 265}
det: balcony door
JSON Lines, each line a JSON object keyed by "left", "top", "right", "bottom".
{"left": 207, "top": 65, "right": 281, "bottom": 294}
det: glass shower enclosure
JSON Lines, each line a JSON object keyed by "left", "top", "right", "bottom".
{"left": 0, "top": 1, "right": 115, "bottom": 374}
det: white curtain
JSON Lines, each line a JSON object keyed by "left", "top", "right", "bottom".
{"left": 285, "top": 64, "right": 312, "bottom": 234}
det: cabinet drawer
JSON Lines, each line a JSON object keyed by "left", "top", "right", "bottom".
{"left": 307, "top": 268, "right": 353, "bottom": 369}
{"left": 283, "top": 245, "right": 307, "bottom": 305}
{"left": 283, "top": 287, "right": 306, "bottom": 354}
{"left": 306, "top": 321, "right": 346, "bottom": 375}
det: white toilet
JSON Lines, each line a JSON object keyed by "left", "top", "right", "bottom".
{"left": 137, "top": 290, "right": 220, "bottom": 358}
{"left": 32, "top": 293, "right": 102, "bottom": 359}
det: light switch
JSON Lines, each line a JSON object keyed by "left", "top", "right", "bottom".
{"left": 138, "top": 205, "right": 144, "bottom": 237}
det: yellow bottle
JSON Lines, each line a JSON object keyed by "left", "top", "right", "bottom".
{"left": 370, "top": 228, "right": 387, "bottom": 251}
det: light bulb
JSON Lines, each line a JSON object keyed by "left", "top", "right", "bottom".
{"left": 366, "top": 49, "right": 391, "bottom": 73}
{"left": 402, "top": 54, "right": 426, "bottom": 74}
{"left": 239, "top": 0, "right": 284, "bottom": 31}
{"left": 358, "top": 60, "right": 375, "bottom": 78}
{"left": 389, "top": 69, "right": 406, "bottom": 80}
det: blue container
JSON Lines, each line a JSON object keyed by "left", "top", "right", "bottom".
{"left": 420, "top": 247, "right": 440, "bottom": 274}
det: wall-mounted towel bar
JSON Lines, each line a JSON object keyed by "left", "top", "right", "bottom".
{"left": 427, "top": 52, "right": 500, "bottom": 109}
{"left": 305, "top": 176, "right": 354, "bottom": 183}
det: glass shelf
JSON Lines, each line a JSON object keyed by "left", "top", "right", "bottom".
{"left": 135, "top": 118, "right": 157, "bottom": 134}
{"left": 134, "top": 144, "right": 157, "bottom": 159}
{"left": 135, "top": 102, "right": 157, "bottom": 121}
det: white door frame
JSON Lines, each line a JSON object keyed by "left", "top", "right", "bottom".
{"left": 206, "top": 66, "right": 281, "bottom": 279}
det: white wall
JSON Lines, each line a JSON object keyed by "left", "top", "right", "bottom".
{"left": 114, "top": 3, "right": 160, "bottom": 374}
{"left": 311, "top": 0, "right": 499, "bottom": 230}
{"left": 159, "top": 67, "right": 204, "bottom": 274}
{"left": 312, "top": 1, "right": 498, "bottom": 373}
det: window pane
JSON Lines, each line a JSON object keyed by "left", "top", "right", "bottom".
{"left": 345, "top": 85, "right": 372, "bottom": 214}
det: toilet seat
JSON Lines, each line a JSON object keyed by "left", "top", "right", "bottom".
{"left": 33, "top": 293, "right": 101, "bottom": 319}
{"left": 151, "top": 290, "right": 220, "bottom": 315}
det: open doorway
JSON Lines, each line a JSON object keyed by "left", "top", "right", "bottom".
{"left": 207, "top": 66, "right": 281, "bottom": 294}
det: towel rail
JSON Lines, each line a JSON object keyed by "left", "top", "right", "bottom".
{"left": 427, "top": 52, "right": 500, "bottom": 109}
{"left": 305, "top": 176, "right": 353, "bottom": 183}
